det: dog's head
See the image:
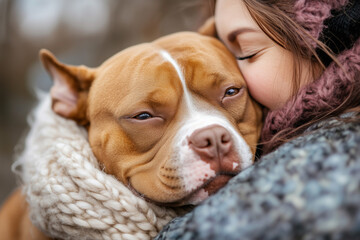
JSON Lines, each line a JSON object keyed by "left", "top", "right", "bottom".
{"left": 40, "top": 32, "right": 262, "bottom": 206}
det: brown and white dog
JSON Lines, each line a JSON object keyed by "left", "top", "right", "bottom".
{"left": 0, "top": 30, "right": 262, "bottom": 239}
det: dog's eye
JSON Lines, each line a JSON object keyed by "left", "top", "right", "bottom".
{"left": 133, "top": 112, "right": 153, "bottom": 120}
{"left": 224, "top": 87, "right": 240, "bottom": 97}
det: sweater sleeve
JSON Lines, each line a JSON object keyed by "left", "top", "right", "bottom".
{"left": 155, "top": 117, "right": 360, "bottom": 240}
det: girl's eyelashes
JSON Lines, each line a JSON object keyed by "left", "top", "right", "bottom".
{"left": 236, "top": 53, "right": 257, "bottom": 61}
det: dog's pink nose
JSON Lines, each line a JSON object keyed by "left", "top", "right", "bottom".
{"left": 189, "top": 125, "right": 232, "bottom": 161}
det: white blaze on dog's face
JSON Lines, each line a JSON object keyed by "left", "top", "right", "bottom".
{"left": 40, "top": 32, "right": 262, "bottom": 206}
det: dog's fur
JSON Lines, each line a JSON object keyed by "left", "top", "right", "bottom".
{"left": 0, "top": 27, "right": 262, "bottom": 239}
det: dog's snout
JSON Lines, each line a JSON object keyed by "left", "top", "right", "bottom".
{"left": 189, "top": 125, "right": 232, "bottom": 160}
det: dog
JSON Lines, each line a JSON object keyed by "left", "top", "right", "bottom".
{"left": 0, "top": 31, "right": 262, "bottom": 240}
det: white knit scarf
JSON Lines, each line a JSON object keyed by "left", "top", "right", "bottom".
{"left": 13, "top": 94, "right": 185, "bottom": 240}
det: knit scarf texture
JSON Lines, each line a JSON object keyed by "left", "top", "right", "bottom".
{"left": 261, "top": 37, "right": 360, "bottom": 153}
{"left": 13, "top": 94, "right": 184, "bottom": 240}
{"left": 293, "top": 0, "right": 349, "bottom": 48}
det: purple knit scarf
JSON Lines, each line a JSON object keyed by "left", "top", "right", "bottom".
{"left": 293, "top": 0, "right": 349, "bottom": 48}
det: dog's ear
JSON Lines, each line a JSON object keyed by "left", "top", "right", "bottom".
{"left": 198, "top": 17, "right": 218, "bottom": 38}
{"left": 39, "top": 49, "right": 96, "bottom": 125}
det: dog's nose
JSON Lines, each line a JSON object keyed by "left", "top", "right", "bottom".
{"left": 188, "top": 125, "right": 232, "bottom": 161}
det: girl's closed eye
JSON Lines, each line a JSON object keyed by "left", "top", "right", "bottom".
{"left": 236, "top": 53, "right": 257, "bottom": 61}
{"left": 232, "top": 36, "right": 268, "bottom": 62}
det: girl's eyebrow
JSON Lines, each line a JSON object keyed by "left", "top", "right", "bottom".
{"left": 227, "top": 28, "right": 260, "bottom": 42}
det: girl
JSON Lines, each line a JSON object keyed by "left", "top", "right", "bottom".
{"left": 156, "top": 0, "right": 360, "bottom": 239}
{"left": 216, "top": 0, "right": 360, "bottom": 154}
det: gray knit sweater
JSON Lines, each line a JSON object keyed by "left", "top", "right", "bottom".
{"left": 156, "top": 114, "right": 360, "bottom": 239}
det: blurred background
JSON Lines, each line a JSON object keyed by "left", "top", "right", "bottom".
{"left": 0, "top": 0, "right": 213, "bottom": 204}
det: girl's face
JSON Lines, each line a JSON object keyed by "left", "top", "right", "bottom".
{"left": 215, "top": 0, "right": 313, "bottom": 110}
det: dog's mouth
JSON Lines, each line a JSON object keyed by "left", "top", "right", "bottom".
{"left": 201, "top": 174, "right": 233, "bottom": 195}
{"left": 131, "top": 173, "right": 235, "bottom": 207}
{"left": 181, "top": 173, "right": 234, "bottom": 205}
{"left": 127, "top": 172, "right": 236, "bottom": 207}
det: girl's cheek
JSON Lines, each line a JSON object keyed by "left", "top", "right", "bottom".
{"left": 236, "top": 62, "right": 256, "bottom": 87}
{"left": 237, "top": 64, "right": 260, "bottom": 97}
{"left": 236, "top": 62, "right": 275, "bottom": 109}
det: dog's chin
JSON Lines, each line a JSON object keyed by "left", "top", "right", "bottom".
{"left": 129, "top": 174, "right": 234, "bottom": 207}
